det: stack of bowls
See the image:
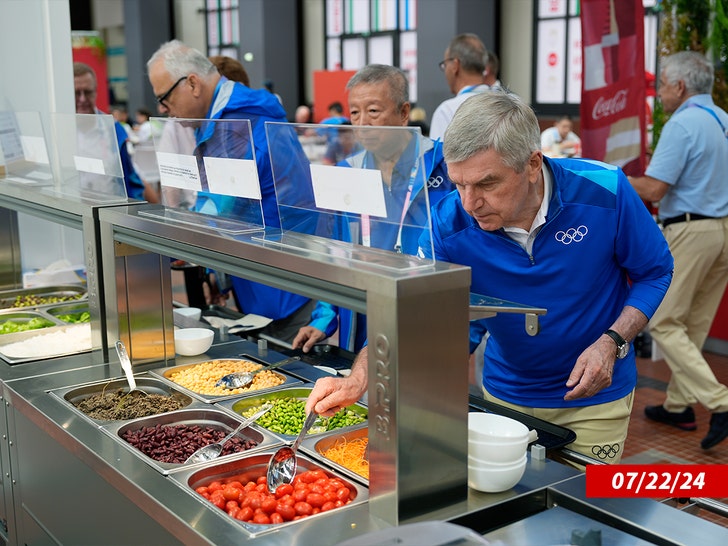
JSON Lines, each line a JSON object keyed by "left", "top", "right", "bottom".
{"left": 467, "top": 412, "right": 537, "bottom": 492}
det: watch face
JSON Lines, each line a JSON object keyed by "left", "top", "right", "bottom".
{"left": 617, "top": 344, "right": 629, "bottom": 359}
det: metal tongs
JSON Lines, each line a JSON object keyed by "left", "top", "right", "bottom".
{"left": 215, "top": 356, "right": 300, "bottom": 389}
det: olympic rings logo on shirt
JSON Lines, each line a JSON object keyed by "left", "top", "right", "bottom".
{"left": 428, "top": 175, "right": 445, "bottom": 188}
{"left": 591, "top": 443, "right": 620, "bottom": 459}
{"left": 555, "top": 225, "right": 589, "bottom": 245}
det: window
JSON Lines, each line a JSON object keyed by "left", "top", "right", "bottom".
{"left": 326, "top": 0, "right": 419, "bottom": 101}
{"left": 204, "top": 0, "right": 240, "bottom": 58}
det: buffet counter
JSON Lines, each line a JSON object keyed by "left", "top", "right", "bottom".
{"left": 2, "top": 339, "right": 728, "bottom": 545}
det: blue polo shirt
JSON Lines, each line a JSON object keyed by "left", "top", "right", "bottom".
{"left": 646, "top": 94, "right": 728, "bottom": 220}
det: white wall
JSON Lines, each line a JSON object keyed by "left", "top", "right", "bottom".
{"left": 501, "top": 0, "right": 533, "bottom": 102}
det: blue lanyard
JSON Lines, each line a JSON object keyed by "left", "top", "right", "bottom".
{"left": 688, "top": 102, "right": 728, "bottom": 140}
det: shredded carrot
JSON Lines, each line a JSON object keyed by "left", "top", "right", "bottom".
{"left": 321, "top": 437, "right": 369, "bottom": 479}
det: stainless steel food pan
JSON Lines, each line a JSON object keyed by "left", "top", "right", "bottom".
{"left": 148, "top": 357, "right": 302, "bottom": 404}
{"left": 216, "top": 387, "right": 368, "bottom": 441}
{"left": 0, "top": 284, "right": 87, "bottom": 309}
{"left": 169, "top": 450, "right": 368, "bottom": 538}
{"left": 101, "top": 407, "right": 280, "bottom": 474}
{"left": 48, "top": 374, "right": 197, "bottom": 426}
{"left": 300, "top": 424, "right": 369, "bottom": 486}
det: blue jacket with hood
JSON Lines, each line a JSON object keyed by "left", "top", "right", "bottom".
{"left": 420, "top": 156, "right": 673, "bottom": 408}
{"left": 194, "top": 77, "right": 310, "bottom": 320}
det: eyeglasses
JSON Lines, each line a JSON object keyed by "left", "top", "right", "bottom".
{"left": 438, "top": 58, "right": 456, "bottom": 71}
{"left": 155, "top": 76, "right": 188, "bottom": 107}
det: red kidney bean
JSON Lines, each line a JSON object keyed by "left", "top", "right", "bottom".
{"left": 121, "top": 423, "right": 258, "bottom": 464}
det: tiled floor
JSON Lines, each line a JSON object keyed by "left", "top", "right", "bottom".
{"left": 624, "top": 349, "right": 728, "bottom": 528}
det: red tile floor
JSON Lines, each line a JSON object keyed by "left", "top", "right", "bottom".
{"left": 625, "top": 351, "right": 728, "bottom": 527}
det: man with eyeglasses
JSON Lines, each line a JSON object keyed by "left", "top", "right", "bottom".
{"left": 429, "top": 34, "right": 496, "bottom": 141}
{"left": 73, "top": 62, "right": 154, "bottom": 202}
{"left": 146, "top": 40, "right": 315, "bottom": 343}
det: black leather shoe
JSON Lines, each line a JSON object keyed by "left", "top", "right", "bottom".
{"left": 645, "top": 405, "right": 697, "bottom": 431}
{"left": 701, "top": 412, "right": 728, "bottom": 449}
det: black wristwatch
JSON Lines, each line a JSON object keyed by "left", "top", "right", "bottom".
{"left": 604, "top": 329, "right": 629, "bottom": 359}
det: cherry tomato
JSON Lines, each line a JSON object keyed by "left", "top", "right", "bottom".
{"left": 275, "top": 483, "right": 294, "bottom": 498}
{"left": 253, "top": 513, "right": 271, "bottom": 525}
{"left": 312, "top": 507, "right": 321, "bottom": 515}
{"left": 236, "top": 506, "right": 254, "bottom": 521}
{"left": 309, "top": 470, "right": 328, "bottom": 482}
{"left": 321, "top": 501, "right": 336, "bottom": 512}
{"left": 195, "top": 486, "right": 209, "bottom": 496}
{"left": 276, "top": 503, "right": 296, "bottom": 521}
{"left": 207, "top": 481, "right": 223, "bottom": 493}
{"left": 225, "top": 500, "right": 240, "bottom": 512}
{"left": 256, "top": 482, "right": 267, "bottom": 492}
{"left": 222, "top": 486, "right": 242, "bottom": 501}
{"left": 244, "top": 481, "right": 257, "bottom": 491}
{"left": 323, "top": 490, "right": 338, "bottom": 503}
{"left": 227, "top": 506, "right": 240, "bottom": 518}
{"left": 292, "top": 488, "right": 309, "bottom": 502}
{"left": 310, "top": 484, "right": 326, "bottom": 494}
{"left": 306, "top": 493, "right": 326, "bottom": 508}
{"left": 270, "top": 512, "right": 284, "bottom": 524}
{"left": 247, "top": 493, "right": 263, "bottom": 510}
{"left": 227, "top": 480, "right": 244, "bottom": 490}
{"left": 294, "top": 501, "right": 313, "bottom": 516}
{"left": 256, "top": 475, "right": 267, "bottom": 485}
{"left": 328, "top": 479, "right": 345, "bottom": 490}
{"left": 336, "top": 487, "right": 351, "bottom": 502}
{"left": 298, "top": 471, "right": 317, "bottom": 484}
{"left": 261, "top": 497, "right": 278, "bottom": 514}
{"left": 210, "top": 490, "right": 226, "bottom": 509}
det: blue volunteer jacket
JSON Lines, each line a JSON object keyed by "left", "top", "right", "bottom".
{"left": 420, "top": 156, "right": 673, "bottom": 407}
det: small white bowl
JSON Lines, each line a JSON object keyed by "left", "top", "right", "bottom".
{"left": 174, "top": 327, "right": 214, "bottom": 356}
{"left": 468, "top": 430, "right": 537, "bottom": 463}
{"left": 173, "top": 307, "right": 202, "bottom": 322}
{"left": 468, "top": 453, "right": 527, "bottom": 493}
{"left": 468, "top": 412, "right": 530, "bottom": 442}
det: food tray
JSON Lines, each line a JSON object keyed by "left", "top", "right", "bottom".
{"left": 468, "top": 395, "right": 577, "bottom": 452}
{"left": 48, "top": 374, "right": 197, "bottom": 426}
{"left": 0, "top": 323, "right": 94, "bottom": 365}
{"left": 101, "top": 407, "right": 280, "bottom": 475}
{"left": 0, "top": 284, "right": 87, "bottom": 310}
{"left": 300, "top": 424, "right": 369, "bottom": 485}
{"left": 148, "top": 356, "right": 302, "bottom": 404}
{"left": 169, "top": 450, "right": 368, "bottom": 537}
{"left": 0, "top": 309, "right": 61, "bottom": 334}
{"left": 216, "top": 387, "right": 368, "bottom": 441}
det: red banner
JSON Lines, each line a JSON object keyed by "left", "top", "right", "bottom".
{"left": 580, "top": 0, "right": 646, "bottom": 176}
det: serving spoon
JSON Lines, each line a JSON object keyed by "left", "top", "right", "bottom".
{"left": 115, "top": 340, "right": 138, "bottom": 392}
{"left": 266, "top": 411, "right": 325, "bottom": 493}
{"left": 216, "top": 356, "right": 300, "bottom": 389}
{"left": 184, "top": 403, "right": 273, "bottom": 464}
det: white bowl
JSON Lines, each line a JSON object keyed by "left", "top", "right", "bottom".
{"left": 173, "top": 307, "right": 202, "bottom": 322}
{"left": 468, "top": 412, "right": 531, "bottom": 442}
{"left": 468, "top": 436, "right": 529, "bottom": 464}
{"left": 174, "top": 327, "right": 214, "bottom": 356}
{"left": 468, "top": 452, "right": 527, "bottom": 468}
{"left": 468, "top": 453, "right": 527, "bottom": 493}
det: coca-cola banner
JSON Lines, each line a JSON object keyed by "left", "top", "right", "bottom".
{"left": 580, "top": 0, "right": 646, "bottom": 176}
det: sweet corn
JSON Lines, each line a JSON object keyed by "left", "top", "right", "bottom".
{"left": 167, "top": 359, "right": 285, "bottom": 395}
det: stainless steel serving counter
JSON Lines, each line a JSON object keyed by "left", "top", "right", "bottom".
{"left": 1, "top": 339, "right": 727, "bottom": 545}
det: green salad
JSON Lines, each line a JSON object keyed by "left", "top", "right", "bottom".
{"left": 0, "top": 317, "right": 55, "bottom": 334}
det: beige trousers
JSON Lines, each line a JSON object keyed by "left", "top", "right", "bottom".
{"left": 481, "top": 387, "right": 634, "bottom": 465}
{"left": 649, "top": 217, "right": 728, "bottom": 414}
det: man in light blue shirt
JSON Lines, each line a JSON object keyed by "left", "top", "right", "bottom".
{"left": 630, "top": 51, "right": 728, "bottom": 450}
